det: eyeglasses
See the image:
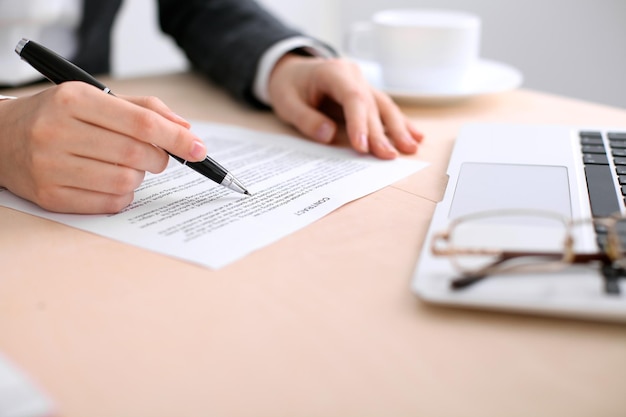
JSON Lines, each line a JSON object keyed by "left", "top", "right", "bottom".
{"left": 430, "top": 209, "right": 626, "bottom": 295}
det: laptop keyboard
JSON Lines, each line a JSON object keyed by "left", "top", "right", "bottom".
{"left": 581, "top": 130, "right": 626, "bottom": 247}
{"left": 580, "top": 130, "right": 626, "bottom": 294}
{"left": 580, "top": 131, "right": 626, "bottom": 218}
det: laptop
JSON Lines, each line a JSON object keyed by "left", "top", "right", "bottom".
{"left": 412, "top": 123, "right": 626, "bottom": 322}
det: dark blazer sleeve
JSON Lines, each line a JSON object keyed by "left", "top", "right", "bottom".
{"left": 73, "top": 0, "right": 123, "bottom": 76}
{"left": 157, "top": 0, "right": 304, "bottom": 105}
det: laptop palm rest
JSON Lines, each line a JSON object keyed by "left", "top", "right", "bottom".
{"left": 449, "top": 162, "right": 572, "bottom": 218}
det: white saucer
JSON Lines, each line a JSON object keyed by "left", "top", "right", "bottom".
{"left": 355, "top": 58, "right": 523, "bottom": 104}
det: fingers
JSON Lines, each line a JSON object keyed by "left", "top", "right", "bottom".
{"left": 61, "top": 83, "right": 207, "bottom": 162}
{"left": 340, "top": 90, "right": 371, "bottom": 154}
{"left": 337, "top": 85, "right": 400, "bottom": 159}
{"left": 0, "top": 83, "right": 204, "bottom": 214}
{"left": 60, "top": 118, "right": 170, "bottom": 173}
{"left": 38, "top": 152, "right": 146, "bottom": 195}
{"left": 268, "top": 57, "right": 424, "bottom": 159}
{"left": 21, "top": 150, "right": 144, "bottom": 214}
{"left": 25, "top": 142, "right": 146, "bottom": 213}
{"left": 33, "top": 185, "right": 137, "bottom": 214}
{"left": 271, "top": 91, "right": 338, "bottom": 145}
{"left": 123, "top": 95, "right": 191, "bottom": 129}
{"left": 372, "top": 89, "right": 423, "bottom": 154}
{"left": 320, "top": 61, "right": 420, "bottom": 159}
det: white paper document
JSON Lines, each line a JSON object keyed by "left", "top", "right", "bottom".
{"left": 0, "top": 122, "right": 428, "bottom": 268}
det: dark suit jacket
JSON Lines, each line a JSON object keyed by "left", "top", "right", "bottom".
{"left": 74, "top": 0, "right": 304, "bottom": 105}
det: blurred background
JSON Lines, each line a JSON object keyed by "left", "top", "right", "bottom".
{"left": 112, "top": 0, "right": 626, "bottom": 108}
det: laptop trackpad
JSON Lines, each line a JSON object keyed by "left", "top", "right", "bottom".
{"left": 449, "top": 163, "right": 572, "bottom": 218}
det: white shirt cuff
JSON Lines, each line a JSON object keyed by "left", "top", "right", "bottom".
{"left": 252, "top": 36, "right": 335, "bottom": 106}
{"left": 0, "top": 95, "right": 16, "bottom": 100}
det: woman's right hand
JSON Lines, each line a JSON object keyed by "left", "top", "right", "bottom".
{"left": 0, "top": 82, "right": 206, "bottom": 214}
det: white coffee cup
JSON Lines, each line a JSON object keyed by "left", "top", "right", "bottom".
{"left": 346, "top": 9, "right": 482, "bottom": 92}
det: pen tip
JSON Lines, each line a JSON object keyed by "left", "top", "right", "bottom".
{"left": 244, "top": 190, "right": 252, "bottom": 196}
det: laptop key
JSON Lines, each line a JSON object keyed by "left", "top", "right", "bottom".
{"left": 583, "top": 154, "right": 609, "bottom": 165}
{"left": 584, "top": 164, "right": 621, "bottom": 217}
{"left": 582, "top": 145, "right": 606, "bottom": 154}
{"left": 580, "top": 131, "right": 603, "bottom": 138}
{"left": 608, "top": 132, "right": 626, "bottom": 141}
{"left": 581, "top": 137, "right": 604, "bottom": 146}
{"left": 610, "top": 140, "right": 626, "bottom": 149}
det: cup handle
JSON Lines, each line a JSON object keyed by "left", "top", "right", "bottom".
{"left": 344, "top": 21, "right": 375, "bottom": 60}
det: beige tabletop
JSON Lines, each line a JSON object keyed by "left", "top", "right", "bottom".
{"left": 1, "top": 73, "right": 626, "bottom": 417}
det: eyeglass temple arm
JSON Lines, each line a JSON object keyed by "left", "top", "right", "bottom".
{"left": 450, "top": 251, "right": 609, "bottom": 290}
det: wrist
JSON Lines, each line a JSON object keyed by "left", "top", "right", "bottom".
{"left": 253, "top": 36, "right": 336, "bottom": 106}
{"left": 271, "top": 52, "right": 315, "bottom": 75}
{"left": 267, "top": 53, "right": 322, "bottom": 101}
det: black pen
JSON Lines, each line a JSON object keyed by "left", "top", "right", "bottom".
{"left": 15, "top": 38, "right": 251, "bottom": 196}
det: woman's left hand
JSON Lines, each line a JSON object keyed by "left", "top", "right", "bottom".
{"left": 267, "top": 54, "right": 423, "bottom": 159}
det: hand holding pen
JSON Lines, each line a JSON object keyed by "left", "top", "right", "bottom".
{"left": 0, "top": 39, "right": 248, "bottom": 214}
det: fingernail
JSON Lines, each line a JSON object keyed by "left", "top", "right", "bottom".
{"left": 315, "top": 122, "right": 334, "bottom": 143}
{"left": 409, "top": 125, "right": 424, "bottom": 142}
{"left": 358, "top": 133, "right": 368, "bottom": 153}
{"left": 404, "top": 134, "right": 419, "bottom": 152}
{"left": 190, "top": 140, "right": 206, "bottom": 160}
{"left": 384, "top": 140, "right": 399, "bottom": 156}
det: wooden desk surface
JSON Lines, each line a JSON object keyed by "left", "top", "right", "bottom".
{"left": 1, "top": 73, "right": 625, "bottom": 417}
